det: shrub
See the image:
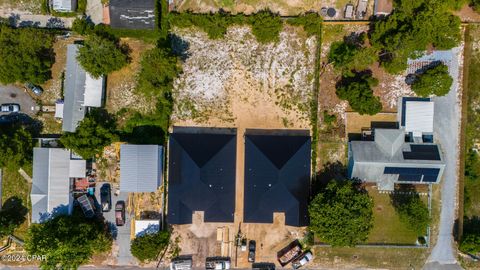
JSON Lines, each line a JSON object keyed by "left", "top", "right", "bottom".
{"left": 131, "top": 231, "right": 170, "bottom": 262}
{"left": 411, "top": 63, "right": 453, "bottom": 97}
{"left": 72, "top": 17, "right": 95, "bottom": 35}
{"left": 460, "top": 234, "right": 480, "bottom": 254}
{"left": 309, "top": 180, "right": 374, "bottom": 246}
{"left": 77, "top": 0, "right": 87, "bottom": 13}
{"left": 391, "top": 192, "right": 430, "bottom": 236}
{"left": 336, "top": 72, "right": 382, "bottom": 115}
{"left": 287, "top": 13, "right": 323, "bottom": 37}
{"left": 328, "top": 33, "right": 378, "bottom": 73}
{"left": 248, "top": 10, "right": 283, "bottom": 44}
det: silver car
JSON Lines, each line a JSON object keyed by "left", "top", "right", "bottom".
{"left": 0, "top": 103, "right": 20, "bottom": 112}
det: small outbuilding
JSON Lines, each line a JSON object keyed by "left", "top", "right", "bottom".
{"left": 134, "top": 220, "right": 161, "bottom": 237}
{"left": 51, "top": 0, "right": 77, "bottom": 12}
{"left": 120, "top": 144, "right": 163, "bottom": 193}
{"left": 373, "top": 0, "right": 393, "bottom": 16}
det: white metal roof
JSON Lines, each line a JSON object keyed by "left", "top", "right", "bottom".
{"left": 120, "top": 144, "right": 163, "bottom": 192}
{"left": 52, "top": 0, "right": 74, "bottom": 12}
{"left": 134, "top": 220, "right": 160, "bottom": 237}
{"left": 55, "top": 103, "right": 64, "bottom": 118}
{"left": 83, "top": 73, "right": 104, "bottom": 107}
{"left": 69, "top": 159, "right": 86, "bottom": 178}
{"left": 405, "top": 101, "right": 434, "bottom": 133}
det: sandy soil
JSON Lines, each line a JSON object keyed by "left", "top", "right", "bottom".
{"left": 105, "top": 38, "right": 156, "bottom": 115}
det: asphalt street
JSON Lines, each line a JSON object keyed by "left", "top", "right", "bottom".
{"left": 0, "top": 85, "right": 38, "bottom": 116}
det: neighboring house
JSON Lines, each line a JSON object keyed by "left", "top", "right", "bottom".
{"left": 31, "top": 147, "right": 86, "bottom": 223}
{"left": 373, "top": 0, "right": 393, "bottom": 16}
{"left": 348, "top": 98, "right": 445, "bottom": 191}
{"left": 167, "top": 128, "right": 237, "bottom": 224}
{"left": 61, "top": 44, "right": 105, "bottom": 132}
{"left": 51, "top": 0, "right": 77, "bottom": 12}
{"left": 134, "top": 220, "right": 160, "bottom": 237}
{"left": 119, "top": 144, "right": 163, "bottom": 193}
{"left": 243, "top": 131, "right": 311, "bottom": 226}
{"left": 109, "top": 0, "right": 156, "bottom": 30}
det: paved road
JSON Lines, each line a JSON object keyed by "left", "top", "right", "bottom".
{"left": 425, "top": 46, "right": 463, "bottom": 268}
{"left": 95, "top": 182, "right": 136, "bottom": 266}
{"left": 0, "top": 9, "right": 74, "bottom": 28}
{"left": 0, "top": 85, "right": 38, "bottom": 116}
{"left": 86, "top": 0, "right": 104, "bottom": 24}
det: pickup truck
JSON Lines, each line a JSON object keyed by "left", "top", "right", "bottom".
{"left": 277, "top": 240, "right": 302, "bottom": 266}
{"left": 115, "top": 201, "right": 126, "bottom": 226}
{"left": 292, "top": 251, "right": 313, "bottom": 269}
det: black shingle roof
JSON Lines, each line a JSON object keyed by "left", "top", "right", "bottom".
{"left": 244, "top": 133, "right": 311, "bottom": 226}
{"left": 167, "top": 130, "right": 237, "bottom": 224}
{"left": 109, "top": 0, "right": 156, "bottom": 30}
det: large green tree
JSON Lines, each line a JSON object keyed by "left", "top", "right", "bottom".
{"left": 131, "top": 231, "right": 170, "bottom": 262}
{"left": 25, "top": 212, "right": 112, "bottom": 269}
{"left": 328, "top": 34, "right": 378, "bottom": 73}
{"left": 0, "top": 124, "right": 33, "bottom": 169}
{"left": 336, "top": 72, "right": 382, "bottom": 115}
{"left": 0, "top": 197, "right": 28, "bottom": 238}
{"left": 60, "top": 109, "right": 118, "bottom": 159}
{"left": 309, "top": 180, "right": 374, "bottom": 247}
{"left": 370, "top": 0, "right": 461, "bottom": 74}
{"left": 0, "top": 25, "right": 55, "bottom": 84}
{"left": 411, "top": 63, "right": 453, "bottom": 97}
{"left": 77, "top": 34, "right": 129, "bottom": 78}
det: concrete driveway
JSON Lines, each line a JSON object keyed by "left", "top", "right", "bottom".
{"left": 95, "top": 182, "right": 137, "bottom": 266}
{"left": 86, "top": 0, "right": 104, "bottom": 24}
{"left": 425, "top": 46, "right": 463, "bottom": 269}
{"left": 0, "top": 84, "right": 38, "bottom": 115}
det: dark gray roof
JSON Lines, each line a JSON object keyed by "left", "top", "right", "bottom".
{"left": 120, "top": 144, "right": 163, "bottom": 192}
{"left": 109, "top": 0, "right": 156, "bottom": 30}
{"left": 244, "top": 133, "right": 311, "bottom": 227}
{"left": 167, "top": 130, "right": 237, "bottom": 225}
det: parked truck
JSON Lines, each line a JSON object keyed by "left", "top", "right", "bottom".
{"left": 277, "top": 240, "right": 302, "bottom": 266}
{"left": 205, "top": 257, "right": 231, "bottom": 270}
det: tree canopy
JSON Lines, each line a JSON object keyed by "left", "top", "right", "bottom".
{"left": 370, "top": 0, "right": 461, "bottom": 74}
{"left": 328, "top": 33, "right": 378, "bottom": 73}
{"left": 0, "top": 124, "right": 33, "bottom": 169}
{"left": 411, "top": 63, "right": 453, "bottom": 97}
{"left": 391, "top": 192, "right": 430, "bottom": 236}
{"left": 336, "top": 72, "right": 382, "bottom": 115}
{"left": 25, "top": 211, "right": 112, "bottom": 269}
{"left": 77, "top": 33, "right": 130, "bottom": 78}
{"left": 131, "top": 231, "right": 170, "bottom": 262}
{"left": 287, "top": 13, "right": 323, "bottom": 37}
{"left": 0, "top": 25, "right": 55, "bottom": 84}
{"left": 309, "top": 180, "right": 374, "bottom": 246}
{"left": 0, "top": 197, "right": 28, "bottom": 238}
{"left": 248, "top": 10, "right": 283, "bottom": 44}
{"left": 60, "top": 109, "right": 118, "bottom": 159}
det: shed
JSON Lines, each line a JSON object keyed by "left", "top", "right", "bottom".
{"left": 373, "top": 0, "right": 393, "bottom": 16}
{"left": 55, "top": 102, "right": 64, "bottom": 118}
{"left": 120, "top": 144, "right": 163, "bottom": 192}
{"left": 51, "top": 0, "right": 77, "bottom": 12}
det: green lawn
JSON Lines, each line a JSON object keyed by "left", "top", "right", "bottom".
{"left": 1, "top": 164, "right": 32, "bottom": 240}
{"left": 313, "top": 246, "right": 428, "bottom": 269}
{"left": 0, "top": 0, "right": 43, "bottom": 13}
{"left": 366, "top": 188, "right": 425, "bottom": 244}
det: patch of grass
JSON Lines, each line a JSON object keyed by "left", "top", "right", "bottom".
{"left": 108, "top": 28, "right": 161, "bottom": 43}
{"left": 313, "top": 246, "right": 428, "bottom": 269}
{"left": 1, "top": 165, "right": 32, "bottom": 240}
{"left": 367, "top": 188, "right": 424, "bottom": 244}
{"left": 321, "top": 24, "right": 345, "bottom": 44}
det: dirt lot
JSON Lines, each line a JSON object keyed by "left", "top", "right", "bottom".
{"left": 0, "top": 0, "right": 42, "bottom": 13}
{"left": 345, "top": 111, "right": 398, "bottom": 136}
{"left": 104, "top": 38, "right": 156, "bottom": 116}
{"left": 174, "top": 0, "right": 375, "bottom": 17}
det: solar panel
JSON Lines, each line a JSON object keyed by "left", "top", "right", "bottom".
{"left": 384, "top": 167, "right": 440, "bottom": 183}
{"left": 403, "top": 144, "right": 441, "bottom": 161}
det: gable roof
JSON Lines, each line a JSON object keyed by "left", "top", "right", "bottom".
{"left": 374, "top": 128, "right": 404, "bottom": 157}
{"left": 109, "top": 0, "right": 156, "bottom": 30}
{"left": 31, "top": 148, "right": 84, "bottom": 223}
{"left": 167, "top": 131, "right": 236, "bottom": 224}
{"left": 62, "top": 44, "right": 104, "bottom": 132}
{"left": 120, "top": 144, "right": 163, "bottom": 192}
{"left": 244, "top": 133, "right": 311, "bottom": 227}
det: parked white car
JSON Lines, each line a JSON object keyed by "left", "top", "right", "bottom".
{"left": 292, "top": 251, "right": 313, "bottom": 269}
{"left": 0, "top": 103, "right": 20, "bottom": 112}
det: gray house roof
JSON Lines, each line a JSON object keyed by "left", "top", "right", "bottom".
{"left": 120, "top": 144, "right": 163, "bottom": 192}
{"left": 31, "top": 148, "right": 85, "bottom": 223}
{"left": 62, "top": 44, "right": 105, "bottom": 132}
{"left": 109, "top": 0, "right": 156, "bottom": 30}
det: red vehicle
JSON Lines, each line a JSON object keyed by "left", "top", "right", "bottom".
{"left": 115, "top": 201, "right": 125, "bottom": 226}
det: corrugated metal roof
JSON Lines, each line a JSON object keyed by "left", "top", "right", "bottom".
{"left": 31, "top": 148, "right": 81, "bottom": 223}
{"left": 405, "top": 101, "right": 434, "bottom": 133}
{"left": 62, "top": 44, "right": 86, "bottom": 133}
{"left": 55, "top": 103, "right": 64, "bottom": 118}
{"left": 134, "top": 220, "right": 160, "bottom": 236}
{"left": 69, "top": 159, "right": 86, "bottom": 178}
{"left": 120, "top": 145, "right": 163, "bottom": 192}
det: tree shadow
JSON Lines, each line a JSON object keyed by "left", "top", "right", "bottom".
{"left": 0, "top": 196, "right": 28, "bottom": 236}
{"left": 389, "top": 184, "right": 418, "bottom": 209}
{"left": 169, "top": 33, "right": 191, "bottom": 61}
{"left": 463, "top": 216, "right": 480, "bottom": 235}
{"left": 46, "top": 17, "right": 65, "bottom": 29}
{"left": 311, "top": 161, "right": 347, "bottom": 197}
{"left": 121, "top": 125, "right": 166, "bottom": 145}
